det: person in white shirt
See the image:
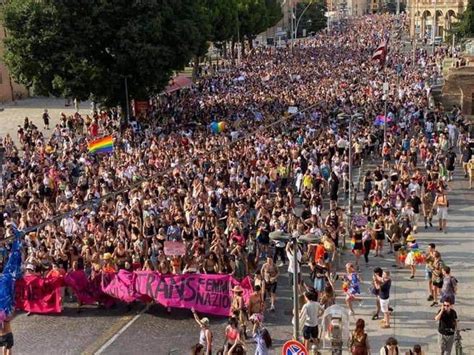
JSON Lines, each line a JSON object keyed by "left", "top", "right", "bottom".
{"left": 299, "top": 291, "right": 322, "bottom": 350}
{"left": 286, "top": 239, "right": 302, "bottom": 287}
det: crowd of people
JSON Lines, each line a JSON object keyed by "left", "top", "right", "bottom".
{"left": 0, "top": 12, "right": 472, "bottom": 355}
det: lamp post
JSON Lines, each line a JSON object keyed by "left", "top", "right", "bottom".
{"left": 339, "top": 113, "right": 363, "bottom": 248}
{"left": 292, "top": 234, "right": 299, "bottom": 340}
{"left": 294, "top": 0, "right": 315, "bottom": 40}
{"left": 432, "top": 0, "right": 437, "bottom": 54}
{"left": 383, "top": 82, "right": 389, "bottom": 147}
{"left": 269, "top": 231, "right": 298, "bottom": 339}
{"left": 124, "top": 77, "right": 130, "bottom": 122}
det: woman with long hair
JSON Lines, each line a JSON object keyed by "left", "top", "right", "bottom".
{"left": 350, "top": 318, "right": 370, "bottom": 355}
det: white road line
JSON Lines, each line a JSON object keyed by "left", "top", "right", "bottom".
{"left": 95, "top": 304, "right": 150, "bottom": 355}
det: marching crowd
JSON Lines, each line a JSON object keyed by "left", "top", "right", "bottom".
{"left": 0, "top": 13, "right": 472, "bottom": 355}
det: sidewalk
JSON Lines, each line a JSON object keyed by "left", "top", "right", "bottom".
{"left": 0, "top": 97, "right": 90, "bottom": 142}
{"left": 327, "top": 171, "right": 474, "bottom": 354}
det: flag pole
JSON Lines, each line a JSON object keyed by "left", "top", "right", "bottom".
{"left": 382, "top": 34, "right": 389, "bottom": 150}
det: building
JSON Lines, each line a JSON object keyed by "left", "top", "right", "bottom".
{"left": 369, "top": 0, "right": 383, "bottom": 13}
{"left": 347, "top": 0, "right": 370, "bottom": 15}
{"left": 256, "top": 0, "right": 305, "bottom": 46}
{"left": 407, "top": 0, "right": 468, "bottom": 39}
{"left": 0, "top": 25, "right": 29, "bottom": 103}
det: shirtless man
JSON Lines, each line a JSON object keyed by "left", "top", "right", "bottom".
{"left": 247, "top": 285, "right": 265, "bottom": 318}
{"left": 261, "top": 257, "right": 279, "bottom": 311}
{"left": 0, "top": 316, "right": 13, "bottom": 355}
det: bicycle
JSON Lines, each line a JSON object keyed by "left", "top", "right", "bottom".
{"left": 455, "top": 328, "right": 471, "bottom": 355}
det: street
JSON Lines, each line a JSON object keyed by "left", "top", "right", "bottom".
{"left": 5, "top": 115, "right": 472, "bottom": 354}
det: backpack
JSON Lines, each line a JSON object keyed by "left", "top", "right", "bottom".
{"left": 261, "top": 328, "right": 272, "bottom": 348}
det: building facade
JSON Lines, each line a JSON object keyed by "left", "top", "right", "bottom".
{"left": 408, "top": 0, "right": 467, "bottom": 39}
{"left": 0, "top": 25, "right": 29, "bottom": 103}
{"left": 347, "top": 0, "right": 370, "bottom": 15}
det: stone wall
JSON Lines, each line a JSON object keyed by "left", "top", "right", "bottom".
{"left": 442, "top": 61, "right": 474, "bottom": 115}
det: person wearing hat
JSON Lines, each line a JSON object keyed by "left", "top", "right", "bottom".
{"left": 404, "top": 236, "right": 419, "bottom": 279}
{"left": 191, "top": 308, "right": 212, "bottom": 355}
{"left": 102, "top": 253, "right": 116, "bottom": 273}
{"left": 231, "top": 285, "right": 248, "bottom": 338}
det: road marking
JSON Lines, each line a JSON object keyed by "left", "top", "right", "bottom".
{"left": 94, "top": 304, "right": 150, "bottom": 355}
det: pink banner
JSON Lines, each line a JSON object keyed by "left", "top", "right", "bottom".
{"left": 15, "top": 274, "right": 63, "bottom": 314}
{"left": 15, "top": 272, "right": 252, "bottom": 316}
{"left": 101, "top": 270, "right": 151, "bottom": 304}
{"left": 64, "top": 270, "right": 100, "bottom": 305}
{"left": 132, "top": 272, "right": 252, "bottom": 316}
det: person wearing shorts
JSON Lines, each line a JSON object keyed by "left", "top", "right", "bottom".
{"left": 300, "top": 292, "right": 321, "bottom": 350}
{"left": 431, "top": 251, "right": 444, "bottom": 307}
{"left": 0, "top": 317, "right": 13, "bottom": 355}
{"left": 378, "top": 271, "right": 392, "bottom": 329}
{"left": 434, "top": 190, "right": 449, "bottom": 233}
{"left": 261, "top": 257, "right": 279, "bottom": 311}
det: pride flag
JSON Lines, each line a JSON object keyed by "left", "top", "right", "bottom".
{"left": 374, "top": 115, "right": 392, "bottom": 126}
{"left": 88, "top": 136, "right": 114, "bottom": 154}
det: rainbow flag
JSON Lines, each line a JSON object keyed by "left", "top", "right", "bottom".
{"left": 88, "top": 136, "right": 114, "bottom": 154}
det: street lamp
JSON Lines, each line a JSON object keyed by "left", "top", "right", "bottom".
{"left": 294, "top": 0, "right": 315, "bottom": 41}
{"left": 124, "top": 77, "right": 130, "bottom": 122}
{"left": 269, "top": 231, "right": 298, "bottom": 339}
{"left": 382, "top": 82, "right": 389, "bottom": 147}
{"left": 338, "top": 113, "right": 363, "bottom": 248}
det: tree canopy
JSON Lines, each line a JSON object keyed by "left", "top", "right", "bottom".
{"left": 453, "top": 0, "right": 474, "bottom": 38}
{"left": 237, "top": 0, "right": 283, "bottom": 42}
{"left": 2, "top": 0, "right": 210, "bottom": 107}
{"left": 295, "top": 0, "right": 327, "bottom": 37}
{"left": 2, "top": 0, "right": 283, "bottom": 106}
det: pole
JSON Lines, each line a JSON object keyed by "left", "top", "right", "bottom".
{"left": 236, "top": 11, "right": 241, "bottom": 65}
{"left": 432, "top": 0, "right": 436, "bottom": 54}
{"left": 124, "top": 77, "right": 130, "bottom": 122}
{"left": 383, "top": 99, "right": 388, "bottom": 145}
{"left": 413, "top": 29, "right": 417, "bottom": 66}
{"left": 0, "top": 145, "right": 4, "bottom": 197}
{"left": 452, "top": 33, "right": 455, "bottom": 57}
{"left": 292, "top": 237, "right": 299, "bottom": 340}
{"left": 346, "top": 116, "right": 353, "bottom": 249}
{"left": 295, "top": 0, "right": 315, "bottom": 40}
{"left": 383, "top": 81, "right": 388, "bottom": 147}
{"left": 396, "top": 0, "right": 400, "bottom": 15}
{"left": 290, "top": 1, "right": 294, "bottom": 50}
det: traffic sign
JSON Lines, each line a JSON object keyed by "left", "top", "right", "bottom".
{"left": 282, "top": 340, "right": 308, "bottom": 355}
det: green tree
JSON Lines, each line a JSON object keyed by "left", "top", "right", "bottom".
{"left": 206, "top": 0, "right": 238, "bottom": 43}
{"left": 453, "top": 0, "right": 474, "bottom": 38}
{"left": 2, "top": 0, "right": 210, "bottom": 108}
{"left": 265, "top": 0, "right": 284, "bottom": 29}
{"left": 295, "top": 0, "right": 327, "bottom": 37}
{"left": 237, "top": 0, "right": 282, "bottom": 50}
